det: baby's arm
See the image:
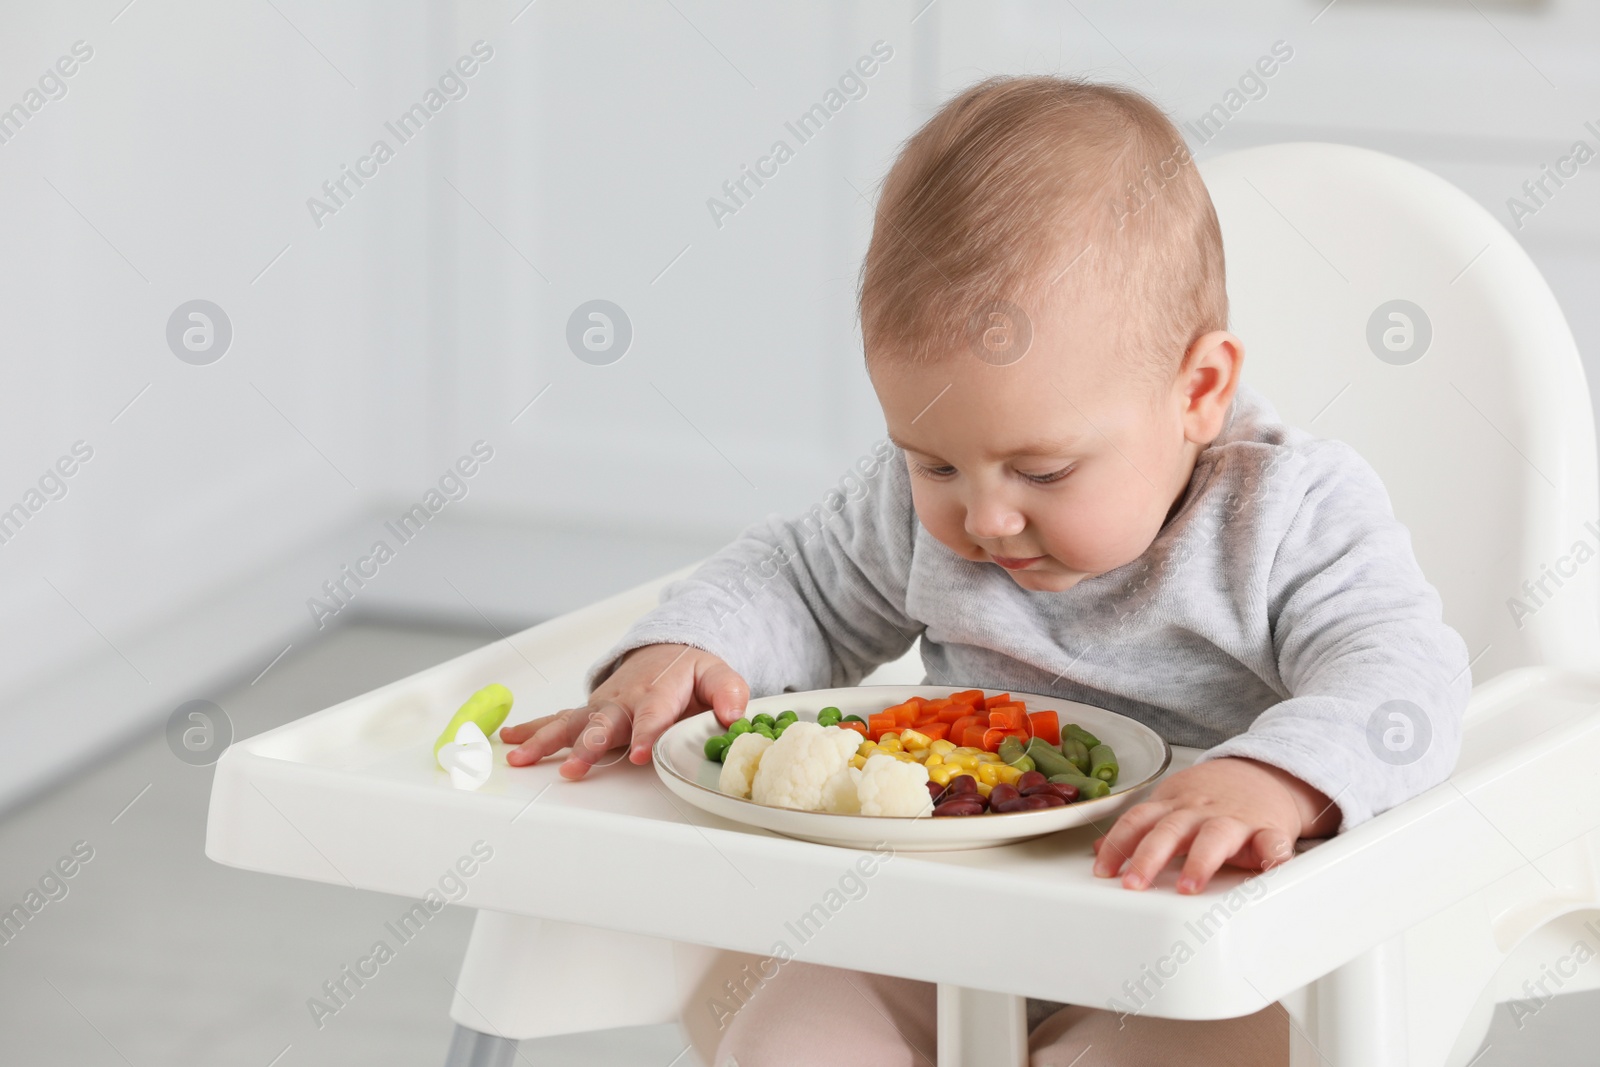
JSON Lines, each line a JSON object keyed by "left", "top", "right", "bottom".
{"left": 503, "top": 443, "right": 925, "bottom": 775}
{"left": 1094, "top": 440, "right": 1472, "bottom": 891}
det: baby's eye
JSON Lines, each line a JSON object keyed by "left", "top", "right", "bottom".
{"left": 1019, "top": 465, "right": 1074, "bottom": 485}
{"left": 911, "top": 461, "right": 957, "bottom": 480}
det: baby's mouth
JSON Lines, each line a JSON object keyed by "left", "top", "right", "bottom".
{"left": 990, "top": 553, "right": 1046, "bottom": 571}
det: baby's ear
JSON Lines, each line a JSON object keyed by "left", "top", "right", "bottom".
{"left": 1178, "top": 330, "right": 1243, "bottom": 443}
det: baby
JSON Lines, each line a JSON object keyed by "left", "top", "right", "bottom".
{"left": 501, "top": 76, "right": 1471, "bottom": 1066}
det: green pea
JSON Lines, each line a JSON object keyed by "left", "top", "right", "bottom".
{"left": 816, "top": 706, "right": 842, "bottom": 726}
{"left": 728, "top": 719, "right": 752, "bottom": 738}
{"left": 704, "top": 734, "right": 732, "bottom": 761}
{"left": 841, "top": 714, "right": 865, "bottom": 724}
{"left": 776, "top": 710, "right": 799, "bottom": 724}
{"left": 753, "top": 723, "right": 776, "bottom": 739}
{"left": 752, "top": 713, "right": 776, "bottom": 728}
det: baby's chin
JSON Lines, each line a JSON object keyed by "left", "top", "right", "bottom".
{"left": 998, "top": 561, "right": 1090, "bottom": 593}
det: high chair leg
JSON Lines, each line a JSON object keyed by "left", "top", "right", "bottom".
{"left": 1285, "top": 934, "right": 1409, "bottom": 1066}
{"left": 443, "top": 1025, "right": 518, "bottom": 1067}
{"left": 936, "top": 984, "right": 1028, "bottom": 1067}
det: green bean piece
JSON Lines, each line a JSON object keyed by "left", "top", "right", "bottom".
{"left": 1061, "top": 737, "right": 1091, "bottom": 774}
{"left": 727, "top": 718, "right": 752, "bottom": 737}
{"left": 1087, "top": 744, "right": 1117, "bottom": 784}
{"left": 1013, "top": 754, "right": 1036, "bottom": 773}
{"left": 1023, "top": 737, "right": 1078, "bottom": 779}
{"left": 1062, "top": 724, "right": 1101, "bottom": 750}
{"left": 1048, "top": 772, "right": 1111, "bottom": 800}
{"left": 998, "top": 735, "right": 1028, "bottom": 768}
{"left": 704, "top": 734, "right": 732, "bottom": 762}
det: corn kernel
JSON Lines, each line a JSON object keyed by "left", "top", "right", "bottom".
{"left": 849, "top": 754, "right": 867, "bottom": 770}
{"left": 901, "top": 729, "right": 931, "bottom": 751}
{"left": 975, "top": 781, "right": 993, "bottom": 797}
{"left": 929, "top": 739, "right": 957, "bottom": 756}
{"left": 994, "top": 764, "right": 1023, "bottom": 785}
{"left": 857, "top": 740, "right": 877, "bottom": 757}
{"left": 878, "top": 736, "right": 903, "bottom": 753}
{"left": 977, "top": 752, "right": 1003, "bottom": 764}
{"left": 976, "top": 763, "right": 1003, "bottom": 786}
{"left": 924, "top": 753, "right": 944, "bottom": 768}
{"left": 928, "top": 764, "right": 956, "bottom": 786}
{"left": 954, "top": 746, "right": 983, "bottom": 757}
{"left": 947, "top": 753, "right": 978, "bottom": 770}
{"left": 893, "top": 750, "right": 916, "bottom": 762}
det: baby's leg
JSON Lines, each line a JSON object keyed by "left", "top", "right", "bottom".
{"left": 711, "top": 960, "right": 936, "bottom": 1067}
{"left": 1028, "top": 1003, "right": 1287, "bottom": 1066}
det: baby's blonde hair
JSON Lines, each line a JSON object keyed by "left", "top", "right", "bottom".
{"left": 859, "top": 75, "right": 1227, "bottom": 389}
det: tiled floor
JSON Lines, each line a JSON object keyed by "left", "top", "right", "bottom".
{"left": 0, "top": 618, "right": 1593, "bottom": 1066}
{"left": 0, "top": 621, "right": 698, "bottom": 1067}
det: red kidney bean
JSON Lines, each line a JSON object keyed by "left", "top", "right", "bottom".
{"left": 946, "top": 774, "right": 978, "bottom": 794}
{"left": 990, "top": 796, "right": 1030, "bottom": 813}
{"left": 1044, "top": 782, "right": 1079, "bottom": 802}
{"left": 933, "top": 798, "right": 986, "bottom": 817}
{"left": 1017, "top": 794, "right": 1059, "bottom": 810}
{"left": 989, "top": 784, "right": 1021, "bottom": 806}
{"left": 1030, "top": 793, "right": 1067, "bottom": 808}
{"left": 1016, "top": 771, "right": 1048, "bottom": 792}
{"left": 926, "top": 780, "right": 945, "bottom": 802}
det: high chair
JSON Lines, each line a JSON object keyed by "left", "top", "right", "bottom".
{"left": 206, "top": 142, "right": 1600, "bottom": 1067}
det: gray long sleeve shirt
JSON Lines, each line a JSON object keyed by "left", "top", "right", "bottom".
{"left": 588, "top": 382, "right": 1472, "bottom": 833}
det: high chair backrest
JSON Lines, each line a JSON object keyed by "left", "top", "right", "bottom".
{"left": 1198, "top": 143, "right": 1600, "bottom": 683}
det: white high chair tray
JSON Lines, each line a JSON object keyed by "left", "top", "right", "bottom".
{"left": 204, "top": 618, "right": 1600, "bottom": 1018}
{"left": 654, "top": 685, "right": 1170, "bottom": 851}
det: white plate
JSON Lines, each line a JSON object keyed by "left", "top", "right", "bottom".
{"left": 653, "top": 685, "right": 1171, "bottom": 851}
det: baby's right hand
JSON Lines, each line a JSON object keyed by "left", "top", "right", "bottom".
{"left": 500, "top": 643, "right": 749, "bottom": 780}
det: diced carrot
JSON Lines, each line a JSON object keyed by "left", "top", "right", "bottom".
{"left": 960, "top": 724, "right": 989, "bottom": 749}
{"left": 923, "top": 697, "right": 954, "bottom": 713}
{"left": 920, "top": 722, "right": 950, "bottom": 742}
{"left": 982, "top": 727, "right": 1029, "bottom": 752}
{"left": 950, "top": 689, "right": 985, "bottom": 707}
{"left": 935, "top": 703, "right": 970, "bottom": 725}
{"left": 867, "top": 712, "right": 896, "bottom": 738}
{"left": 1027, "top": 710, "right": 1060, "bottom": 746}
{"left": 950, "top": 713, "right": 983, "bottom": 742}
{"left": 837, "top": 719, "right": 867, "bottom": 737}
{"left": 894, "top": 705, "right": 917, "bottom": 728}
{"left": 906, "top": 696, "right": 930, "bottom": 710}
{"left": 982, "top": 692, "right": 1013, "bottom": 710}
{"left": 987, "top": 704, "right": 1026, "bottom": 732}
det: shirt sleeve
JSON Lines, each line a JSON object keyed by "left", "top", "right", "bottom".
{"left": 1192, "top": 440, "right": 1473, "bottom": 833}
{"left": 583, "top": 439, "right": 925, "bottom": 697}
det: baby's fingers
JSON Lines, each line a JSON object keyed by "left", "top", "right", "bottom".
{"left": 1118, "top": 810, "right": 1202, "bottom": 890}
{"left": 1091, "top": 800, "right": 1169, "bottom": 878}
{"left": 1174, "top": 818, "right": 1255, "bottom": 894}
{"left": 503, "top": 708, "right": 585, "bottom": 767}
{"left": 627, "top": 689, "right": 694, "bottom": 764}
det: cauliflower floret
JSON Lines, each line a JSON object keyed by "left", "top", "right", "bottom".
{"left": 857, "top": 753, "right": 933, "bottom": 817}
{"left": 750, "top": 722, "right": 861, "bottom": 810}
{"left": 820, "top": 765, "right": 863, "bottom": 814}
{"left": 718, "top": 731, "right": 773, "bottom": 799}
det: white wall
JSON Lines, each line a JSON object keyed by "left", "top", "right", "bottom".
{"left": 1, "top": 0, "right": 1597, "bottom": 810}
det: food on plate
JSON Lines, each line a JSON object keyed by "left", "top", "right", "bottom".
{"left": 1047, "top": 772, "right": 1111, "bottom": 800}
{"left": 708, "top": 689, "right": 1119, "bottom": 817}
{"left": 718, "top": 731, "right": 773, "bottom": 799}
{"left": 750, "top": 721, "right": 862, "bottom": 810}
{"left": 856, "top": 753, "right": 934, "bottom": 817}
{"left": 433, "top": 683, "right": 514, "bottom": 757}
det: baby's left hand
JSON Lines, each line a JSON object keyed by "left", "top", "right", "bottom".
{"left": 1091, "top": 757, "right": 1340, "bottom": 893}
